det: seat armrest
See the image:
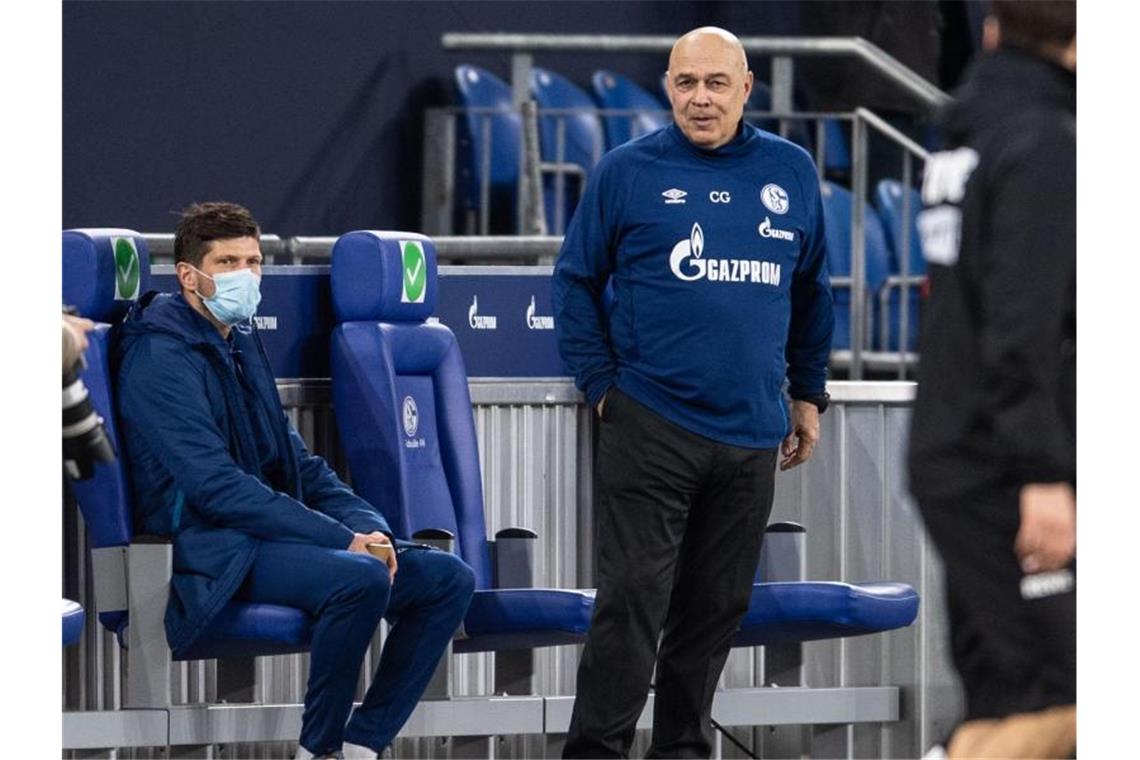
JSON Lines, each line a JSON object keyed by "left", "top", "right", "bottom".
{"left": 412, "top": 528, "right": 455, "bottom": 553}
{"left": 757, "top": 521, "right": 806, "bottom": 583}
{"left": 492, "top": 527, "right": 538, "bottom": 589}
{"left": 91, "top": 535, "right": 172, "bottom": 614}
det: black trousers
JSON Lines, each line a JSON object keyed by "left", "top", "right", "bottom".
{"left": 565, "top": 388, "right": 778, "bottom": 759}
{"left": 917, "top": 481, "right": 1076, "bottom": 723}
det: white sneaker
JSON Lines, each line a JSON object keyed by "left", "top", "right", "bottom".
{"left": 921, "top": 744, "right": 947, "bottom": 759}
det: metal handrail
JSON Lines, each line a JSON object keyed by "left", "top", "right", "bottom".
{"left": 142, "top": 234, "right": 565, "bottom": 263}
{"left": 441, "top": 33, "right": 951, "bottom": 109}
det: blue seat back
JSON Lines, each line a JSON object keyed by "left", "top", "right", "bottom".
{"left": 529, "top": 67, "right": 605, "bottom": 172}
{"left": 529, "top": 68, "right": 606, "bottom": 233}
{"left": 743, "top": 82, "right": 814, "bottom": 153}
{"left": 821, "top": 119, "right": 851, "bottom": 173}
{"left": 819, "top": 183, "right": 889, "bottom": 351}
{"left": 874, "top": 180, "right": 926, "bottom": 278}
{"left": 590, "top": 69, "right": 669, "bottom": 150}
{"left": 874, "top": 180, "right": 926, "bottom": 352}
{"left": 330, "top": 231, "right": 492, "bottom": 589}
{"left": 62, "top": 229, "right": 152, "bottom": 631}
{"left": 453, "top": 65, "right": 521, "bottom": 228}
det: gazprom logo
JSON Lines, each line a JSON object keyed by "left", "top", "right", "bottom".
{"left": 468, "top": 295, "right": 497, "bottom": 330}
{"left": 669, "top": 222, "right": 781, "bottom": 286}
{"left": 526, "top": 295, "right": 554, "bottom": 330}
{"left": 758, "top": 217, "right": 795, "bottom": 241}
{"left": 669, "top": 223, "right": 706, "bottom": 282}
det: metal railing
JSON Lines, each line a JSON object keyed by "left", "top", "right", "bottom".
{"left": 440, "top": 34, "right": 951, "bottom": 112}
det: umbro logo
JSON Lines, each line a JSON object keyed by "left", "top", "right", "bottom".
{"left": 662, "top": 188, "right": 687, "bottom": 204}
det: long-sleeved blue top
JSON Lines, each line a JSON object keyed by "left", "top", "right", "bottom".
{"left": 552, "top": 122, "right": 833, "bottom": 449}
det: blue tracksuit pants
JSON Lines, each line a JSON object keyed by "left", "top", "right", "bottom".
{"left": 234, "top": 541, "right": 475, "bottom": 755}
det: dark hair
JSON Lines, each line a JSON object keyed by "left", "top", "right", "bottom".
{"left": 991, "top": 1, "right": 1076, "bottom": 52}
{"left": 174, "top": 202, "right": 260, "bottom": 268}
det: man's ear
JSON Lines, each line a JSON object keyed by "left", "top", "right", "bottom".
{"left": 983, "top": 16, "right": 1001, "bottom": 52}
{"left": 175, "top": 262, "right": 197, "bottom": 293}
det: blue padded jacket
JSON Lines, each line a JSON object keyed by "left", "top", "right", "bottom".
{"left": 115, "top": 292, "right": 391, "bottom": 655}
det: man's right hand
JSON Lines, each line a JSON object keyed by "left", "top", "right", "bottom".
{"left": 1015, "top": 483, "right": 1076, "bottom": 574}
{"left": 596, "top": 390, "right": 609, "bottom": 417}
{"left": 348, "top": 531, "right": 398, "bottom": 582}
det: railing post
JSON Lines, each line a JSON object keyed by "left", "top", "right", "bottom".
{"left": 520, "top": 100, "right": 547, "bottom": 236}
{"left": 900, "top": 151, "right": 913, "bottom": 379}
{"left": 512, "top": 53, "right": 534, "bottom": 235}
{"left": 480, "top": 114, "right": 492, "bottom": 235}
{"left": 771, "top": 55, "right": 794, "bottom": 116}
{"left": 421, "top": 108, "right": 456, "bottom": 236}
{"left": 850, "top": 114, "right": 868, "bottom": 380}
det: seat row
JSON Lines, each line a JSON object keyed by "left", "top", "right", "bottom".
{"left": 452, "top": 64, "right": 850, "bottom": 235}
{"left": 62, "top": 229, "right": 918, "bottom": 714}
{"left": 823, "top": 179, "right": 926, "bottom": 356}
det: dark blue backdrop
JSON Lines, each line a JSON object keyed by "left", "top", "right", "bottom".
{"left": 63, "top": 1, "right": 803, "bottom": 236}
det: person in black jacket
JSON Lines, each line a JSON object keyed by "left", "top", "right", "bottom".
{"left": 908, "top": 2, "right": 1075, "bottom": 758}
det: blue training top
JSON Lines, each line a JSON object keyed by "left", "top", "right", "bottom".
{"left": 552, "top": 122, "right": 833, "bottom": 449}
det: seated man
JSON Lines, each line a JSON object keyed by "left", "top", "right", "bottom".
{"left": 115, "top": 202, "right": 475, "bottom": 760}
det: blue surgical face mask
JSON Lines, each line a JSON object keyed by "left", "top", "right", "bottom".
{"left": 192, "top": 266, "right": 262, "bottom": 326}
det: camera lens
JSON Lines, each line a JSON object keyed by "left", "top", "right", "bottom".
{"left": 63, "top": 363, "right": 116, "bottom": 480}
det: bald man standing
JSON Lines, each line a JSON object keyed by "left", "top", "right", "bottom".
{"left": 553, "top": 27, "right": 834, "bottom": 758}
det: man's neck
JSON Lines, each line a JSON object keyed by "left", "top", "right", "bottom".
{"left": 183, "top": 289, "right": 232, "bottom": 339}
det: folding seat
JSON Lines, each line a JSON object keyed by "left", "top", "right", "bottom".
{"left": 453, "top": 64, "right": 523, "bottom": 235}
{"left": 590, "top": 69, "right": 669, "bottom": 150}
{"left": 329, "top": 232, "right": 594, "bottom": 692}
{"left": 63, "top": 599, "right": 85, "bottom": 647}
{"left": 528, "top": 67, "right": 606, "bottom": 234}
{"left": 735, "top": 520, "right": 919, "bottom": 648}
{"left": 874, "top": 180, "right": 926, "bottom": 352}
{"left": 820, "top": 118, "right": 852, "bottom": 178}
{"left": 62, "top": 229, "right": 316, "bottom": 706}
{"left": 743, "top": 81, "right": 815, "bottom": 153}
{"left": 819, "top": 181, "right": 890, "bottom": 353}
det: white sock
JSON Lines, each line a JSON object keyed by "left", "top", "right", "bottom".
{"left": 342, "top": 741, "right": 378, "bottom": 759}
{"left": 293, "top": 745, "right": 316, "bottom": 760}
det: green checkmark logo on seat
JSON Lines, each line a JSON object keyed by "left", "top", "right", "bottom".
{"left": 401, "top": 241, "right": 426, "bottom": 303}
{"left": 113, "top": 237, "right": 140, "bottom": 301}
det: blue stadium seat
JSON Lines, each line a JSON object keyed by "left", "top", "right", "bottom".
{"left": 63, "top": 598, "right": 85, "bottom": 647}
{"left": 874, "top": 180, "right": 926, "bottom": 352}
{"left": 590, "top": 69, "right": 670, "bottom": 150}
{"left": 453, "top": 65, "right": 522, "bottom": 234}
{"left": 820, "top": 181, "right": 890, "bottom": 352}
{"left": 821, "top": 118, "right": 851, "bottom": 176}
{"left": 529, "top": 67, "right": 606, "bottom": 234}
{"left": 734, "top": 581, "right": 918, "bottom": 646}
{"left": 62, "top": 229, "right": 315, "bottom": 703}
{"left": 734, "top": 522, "right": 918, "bottom": 647}
{"left": 329, "top": 232, "right": 595, "bottom": 655}
{"left": 744, "top": 81, "right": 814, "bottom": 153}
